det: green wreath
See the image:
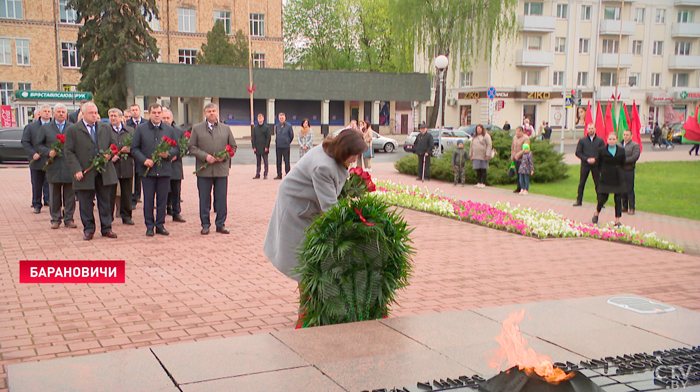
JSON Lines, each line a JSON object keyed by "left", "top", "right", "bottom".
{"left": 293, "top": 194, "right": 414, "bottom": 327}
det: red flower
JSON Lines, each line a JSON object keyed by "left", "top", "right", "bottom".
{"left": 184, "top": 131, "right": 191, "bottom": 138}
{"left": 225, "top": 144, "right": 235, "bottom": 157}
{"left": 56, "top": 134, "right": 66, "bottom": 144}
{"left": 349, "top": 167, "right": 363, "bottom": 176}
{"left": 360, "top": 171, "right": 371, "bottom": 181}
{"left": 110, "top": 144, "right": 119, "bottom": 155}
{"left": 162, "top": 136, "right": 177, "bottom": 147}
{"left": 367, "top": 181, "right": 376, "bottom": 193}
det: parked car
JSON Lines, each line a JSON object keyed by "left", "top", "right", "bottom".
{"left": 670, "top": 122, "right": 684, "bottom": 144}
{"left": 403, "top": 129, "right": 471, "bottom": 155}
{"left": 331, "top": 129, "right": 399, "bottom": 153}
{"left": 0, "top": 127, "right": 28, "bottom": 163}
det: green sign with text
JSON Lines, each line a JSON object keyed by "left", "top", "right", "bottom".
{"left": 14, "top": 90, "right": 93, "bottom": 101}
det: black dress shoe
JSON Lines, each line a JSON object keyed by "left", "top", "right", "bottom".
{"left": 573, "top": 202, "right": 583, "bottom": 206}
{"left": 513, "top": 190, "right": 520, "bottom": 193}
{"left": 33, "top": 207, "right": 41, "bottom": 214}
{"left": 166, "top": 208, "right": 173, "bottom": 216}
{"left": 44, "top": 202, "right": 50, "bottom": 207}
{"left": 216, "top": 226, "right": 230, "bottom": 234}
{"left": 173, "top": 214, "right": 186, "bottom": 223}
{"left": 274, "top": 176, "right": 282, "bottom": 180}
{"left": 102, "top": 231, "right": 118, "bottom": 238}
{"left": 146, "top": 228, "right": 155, "bottom": 236}
{"left": 132, "top": 203, "right": 137, "bottom": 210}
{"left": 122, "top": 218, "right": 135, "bottom": 225}
{"left": 201, "top": 227, "right": 210, "bottom": 235}
{"left": 592, "top": 215, "right": 599, "bottom": 224}
{"left": 155, "top": 227, "right": 169, "bottom": 235}
{"left": 253, "top": 175, "right": 260, "bottom": 179}
{"left": 83, "top": 232, "right": 94, "bottom": 241}
{"left": 621, "top": 207, "right": 628, "bottom": 213}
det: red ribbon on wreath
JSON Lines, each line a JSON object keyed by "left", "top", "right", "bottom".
{"left": 353, "top": 207, "right": 375, "bottom": 226}
{"left": 246, "top": 84, "right": 257, "bottom": 94}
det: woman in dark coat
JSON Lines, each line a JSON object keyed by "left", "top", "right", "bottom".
{"left": 592, "top": 132, "right": 627, "bottom": 227}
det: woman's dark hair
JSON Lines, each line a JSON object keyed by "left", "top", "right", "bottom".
{"left": 323, "top": 129, "right": 367, "bottom": 165}
{"left": 301, "top": 118, "right": 310, "bottom": 128}
{"left": 475, "top": 124, "right": 485, "bottom": 136}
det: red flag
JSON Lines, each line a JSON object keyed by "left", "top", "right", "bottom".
{"left": 584, "top": 101, "right": 593, "bottom": 133}
{"left": 595, "top": 101, "right": 606, "bottom": 139}
{"left": 604, "top": 101, "right": 615, "bottom": 142}
{"left": 630, "top": 101, "right": 643, "bottom": 153}
{"left": 682, "top": 106, "right": 700, "bottom": 143}
{"left": 623, "top": 104, "right": 631, "bottom": 127}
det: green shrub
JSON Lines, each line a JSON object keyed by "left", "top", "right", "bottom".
{"left": 394, "top": 132, "right": 568, "bottom": 185}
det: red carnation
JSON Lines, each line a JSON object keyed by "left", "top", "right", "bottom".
{"left": 349, "top": 167, "right": 362, "bottom": 176}
{"left": 226, "top": 144, "right": 235, "bottom": 157}
{"left": 360, "top": 171, "right": 371, "bottom": 181}
{"left": 367, "top": 181, "right": 376, "bottom": 193}
{"left": 56, "top": 134, "right": 66, "bottom": 143}
{"left": 109, "top": 144, "right": 119, "bottom": 155}
{"left": 184, "top": 131, "right": 191, "bottom": 138}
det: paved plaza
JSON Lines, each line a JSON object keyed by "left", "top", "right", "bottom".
{"left": 1, "top": 161, "right": 700, "bottom": 391}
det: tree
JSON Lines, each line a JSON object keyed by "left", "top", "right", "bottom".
{"left": 68, "top": 0, "right": 159, "bottom": 115}
{"left": 390, "top": 0, "right": 519, "bottom": 127}
{"left": 197, "top": 21, "right": 248, "bottom": 67}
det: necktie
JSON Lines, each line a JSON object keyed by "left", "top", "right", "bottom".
{"left": 90, "top": 124, "right": 98, "bottom": 144}
{"left": 58, "top": 123, "right": 64, "bottom": 133}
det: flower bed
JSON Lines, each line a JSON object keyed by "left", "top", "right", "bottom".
{"left": 375, "top": 180, "right": 683, "bottom": 253}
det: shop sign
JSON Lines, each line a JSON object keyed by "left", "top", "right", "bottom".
{"left": 14, "top": 90, "right": 93, "bottom": 101}
{"left": 677, "top": 91, "right": 700, "bottom": 100}
{"left": 646, "top": 92, "right": 673, "bottom": 104}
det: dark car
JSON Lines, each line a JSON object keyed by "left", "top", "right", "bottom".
{"left": 0, "top": 127, "right": 29, "bottom": 163}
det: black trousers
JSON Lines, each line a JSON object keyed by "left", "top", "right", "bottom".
{"left": 167, "top": 179, "right": 182, "bottom": 214}
{"left": 417, "top": 154, "right": 431, "bottom": 180}
{"left": 132, "top": 172, "right": 141, "bottom": 203}
{"left": 276, "top": 147, "right": 291, "bottom": 177}
{"left": 141, "top": 176, "right": 170, "bottom": 229}
{"left": 621, "top": 171, "right": 635, "bottom": 211}
{"left": 30, "top": 169, "right": 50, "bottom": 208}
{"left": 476, "top": 168, "right": 487, "bottom": 184}
{"left": 256, "top": 153, "right": 269, "bottom": 176}
{"left": 690, "top": 144, "right": 700, "bottom": 155}
{"left": 577, "top": 164, "right": 600, "bottom": 204}
{"left": 49, "top": 182, "right": 75, "bottom": 224}
{"left": 198, "top": 176, "right": 227, "bottom": 228}
{"left": 514, "top": 160, "right": 522, "bottom": 191}
{"left": 597, "top": 193, "right": 622, "bottom": 218}
{"left": 77, "top": 175, "right": 113, "bottom": 234}
{"left": 109, "top": 177, "right": 133, "bottom": 220}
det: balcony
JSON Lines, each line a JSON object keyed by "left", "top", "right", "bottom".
{"left": 599, "top": 20, "right": 636, "bottom": 35}
{"left": 675, "top": 0, "right": 700, "bottom": 6}
{"left": 671, "top": 23, "right": 700, "bottom": 37}
{"left": 597, "top": 86, "right": 631, "bottom": 100}
{"left": 516, "top": 50, "right": 555, "bottom": 67}
{"left": 518, "top": 15, "right": 557, "bottom": 33}
{"left": 597, "top": 53, "right": 633, "bottom": 68}
{"left": 669, "top": 55, "right": 700, "bottom": 69}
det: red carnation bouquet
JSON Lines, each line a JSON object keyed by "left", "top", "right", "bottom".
{"left": 83, "top": 144, "right": 118, "bottom": 175}
{"left": 144, "top": 135, "right": 177, "bottom": 176}
{"left": 193, "top": 144, "right": 236, "bottom": 174}
{"left": 178, "top": 131, "right": 191, "bottom": 157}
{"left": 42, "top": 134, "right": 66, "bottom": 171}
{"left": 117, "top": 134, "right": 133, "bottom": 160}
{"left": 339, "top": 167, "right": 376, "bottom": 199}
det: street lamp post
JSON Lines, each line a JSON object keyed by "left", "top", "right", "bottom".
{"left": 434, "top": 55, "right": 449, "bottom": 130}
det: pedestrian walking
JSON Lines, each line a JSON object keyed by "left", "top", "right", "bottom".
{"left": 543, "top": 122, "right": 552, "bottom": 140}
{"left": 252, "top": 113, "right": 271, "bottom": 179}
{"left": 470, "top": 124, "right": 492, "bottom": 188}
{"left": 573, "top": 124, "right": 605, "bottom": 206}
{"left": 690, "top": 143, "right": 700, "bottom": 156}
{"left": 274, "top": 113, "right": 294, "bottom": 179}
{"left": 510, "top": 126, "right": 530, "bottom": 193}
{"left": 592, "top": 132, "right": 627, "bottom": 227}
{"left": 621, "top": 129, "right": 640, "bottom": 215}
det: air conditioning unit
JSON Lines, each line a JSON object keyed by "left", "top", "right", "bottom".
{"left": 446, "top": 98, "right": 457, "bottom": 106}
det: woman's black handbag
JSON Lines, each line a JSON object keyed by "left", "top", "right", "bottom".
{"left": 507, "top": 162, "right": 516, "bottom": 178}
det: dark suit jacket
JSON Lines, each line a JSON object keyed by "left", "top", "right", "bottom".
{"left": 126, "top": 117, "right": 144, "bottom": 128}
{"left": 575, "top": 135, "right": 606, "bottom": 166}
{"left": 170, "top": 122, "right": 184, "bottom": 181}
{"left": 64, "top": 121, "right": 119, "bottom": 190}
{"left": 22, "top": 119, "right": 49, "bottom": 170}
{"left": 597, "top": 144, "right": 627, "bottom": 194}
{"left": 36, "top": 121, "right": 73, "bottom": 184}
{"left": 111, "top": 124, "right": 135, "bottom": 179}
{"left": 68, "top": 110, "right": 80, "bottom": 124}
{"left": 131, "top": 121, "right": 179, "bottom": 177}
{"left": 414, "top": 132, "right": 434, "bottom": 156}
{"left": 252, "top": 123, "right": 271, "bottom": 154}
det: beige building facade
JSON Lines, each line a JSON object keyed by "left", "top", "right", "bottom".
{"left": 0, "top": 0, "right": 282, "bottom": 126}
{"left": 417, "top": 0, "right": 700, "bottom": 134}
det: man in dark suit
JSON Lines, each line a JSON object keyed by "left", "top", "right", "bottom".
{"left": 414, "top": 123, "right": 434, "bottom": 181}
{"left": 21, "top": 104, "right": 52, "bottom": 213}
{"left": 621, "top": 129, "right": 640, "bottom": 215}
{"left": 162, "top": 108, "right": 186, "bottom": 223}
{"left": 273, "top": 112, "right": 294, "bottom": 179}
{"left": 573, "top": 124, "right": 606, "bottom": 206}
{"left": 64, "top": 102, "right": 119, "bottom": 240}
{"left": 131, "top": 103, "right": 179, "bottom": 236}
{"left": 68, "top": 100, "right": 88, "bottom": 124}
{"left": 107, "top": 108, "right": 135, "bottom": 225}
{"left": 126, "top": 104, "right": 144, "bottom": 209}
{"left": 35, "top": 104, "right": 76, "bottom": 229}
{"left": 252, "top": 113, "right": 271, "bottom": 179}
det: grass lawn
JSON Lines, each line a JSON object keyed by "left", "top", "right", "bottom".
{"left": 496, "top": 161, "right": 700, "bottom": 221}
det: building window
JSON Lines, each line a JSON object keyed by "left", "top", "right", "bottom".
{"left": 579, "top": 38, "right": 589, "bottom": 54}
{"left": 178, "top": 8, "right": 196, "bottom": 33}
{"left": 0, "top": 38, "right": 10, "bottom": 65}
{"left": 556, "top": 4, "right": 568, "bottom": 19}
{"left": 555, "top": 37, "right": 566, "bottom": 53}
{"left": 61, "top": 42, "right": 81, "bottom": 68}
{"left": 577, "top": 72, "right": 588, "bottom": 87}
{"left": 634, "top": 8, "right": 645, "bottom": 23}
{"left": 178, "top": 49, "right": 197, "bottom": 65}
{"left": 521, "top": 70, "right": 540, "bottom": 86}
{"left": 604, "top": 7, "right": 621, "bottom": 21}
{"left": 600, "top": 72, "right": 617, "bottom": 87}
{"left": 602, "top": 39, "right": 619, "bottom": 54}
{"left": 656, "top": 9, "right": 666, "bottom": 24}
{"left": 250, "top": 13, "right": 265, "bottom": 37}
{"left": 0, "top": 0, "right": 22, "bottom": 19}
{"left": 553, "top": 71, "right": 564, "bottom": 86}
{"left": 0, "top": 82, "right": 12, "bottom": 105}
{"left": 524, "top": 2, "right": 543, "bottom": 16}
{"left": 673, "top": 73, "right": 689, "bottom": 87}
{"left": 676, "top": 41, "right": 692, "bottom": 56}
{"left": 653, "top": 41, "right": 663, "bottom": 56}
{"left": 62, "top": 84, "right": 77, "bottom": 92}
{"left": 651, "top": 73, "right": 661, "bottom": 87}
{"left": 143, "top": 6, "right": 159, "bottom": 31}
{"left": 581, "top": 5, "right": 591, "bottom": 21}
{"left": 524, "top": 36, "right": 542, "bottom": 51}
{"left": 18, "top": 82, "right": 30, "bottom": 90}
{"left": 629, "top": 73, "right": 640, "bottom": 87}
{"left": 252, "top": 52, "right": 266, "bottom": 68}
{"left": 59, "top": 0, "right": 78, "bottom": 24}
{"left": 214, "top": 11, "right": 231, "bottom": 34}
{"left": 678, "top": 10, "right": 695, "bottom": 23}
{"left": 460, "top": 71, "right": 473, "bottom": 87}
{"left": 632, "top": 40, "right": 643, "bottom": 55}
{"left": 16, "top": 39, "right": 29, "bottom": 66}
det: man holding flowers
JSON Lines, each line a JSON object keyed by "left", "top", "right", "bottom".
{"left": 107, "top": 108, "right": 135, "bottom": 226}
{"left": 189, "top": 102, "right": 237, "bottom": 235}
{"left": 64, "top": 102, "right": 119, "bottom": 240}
{"left": 132, "top": 103, "right": 180, "bottom": 236}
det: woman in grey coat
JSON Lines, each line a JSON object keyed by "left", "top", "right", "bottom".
{"left": 264, "top": 130, "right": 367, "bottom": 281}
{"left": 298, "top": 118, "right": 314, "bottom": 159}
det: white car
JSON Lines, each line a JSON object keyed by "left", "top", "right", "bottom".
{"left": 404, "top": 129, "right": 471, "bottom": 155}
{"left": 331, "top": 129, "right": 399, "bottom": 153}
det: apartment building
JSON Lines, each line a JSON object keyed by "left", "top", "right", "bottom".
{"left": 0, "top": 0, "right": 282, "bottom": 126}
{"left": 418, "top": 0, "right": 700, "bottom": 132}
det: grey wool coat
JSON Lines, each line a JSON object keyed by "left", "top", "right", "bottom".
{"left": 64, "top": 121, "right": 118, "bottom": 190}
{"left": 189, "top": 121, "right": 237, "bottom": 177}
{"left": 264, "top": 145, "right": 349, "bottom": 281}
{"left": 36, "top": 121, "right": 73, "bottom": 184}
